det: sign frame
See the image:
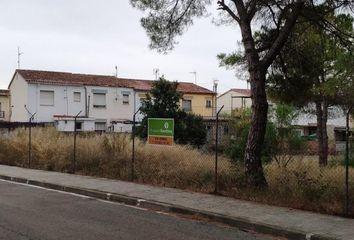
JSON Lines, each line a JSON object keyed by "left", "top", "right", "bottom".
{"left": 147, "top": 118, "right": 174, "bottom": 146}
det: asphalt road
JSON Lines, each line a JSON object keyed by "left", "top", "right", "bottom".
{"left": 0, "top": 180, "right": 278, "bottom": 240}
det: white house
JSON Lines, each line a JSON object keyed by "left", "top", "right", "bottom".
{"left": 9, "top": 70, "right": 135, "bottom": 132}
{"left": 291, "top": 105, "right": 349, "bottom": 152}
{"left": 217, "top": 88, "right": 252, "bottom": 114}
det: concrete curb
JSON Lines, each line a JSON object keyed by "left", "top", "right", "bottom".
{"left": 0, "top": 174, "right": 337, "bottom": 240}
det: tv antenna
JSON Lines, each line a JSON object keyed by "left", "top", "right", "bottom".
{"left": 153, "top": 68, "right": 160, "bottom": 80}
{"left": 115, "top": 66, "right": 118, "bottom": 77}
{"left": 189, "top": 71, "right": 197, "bottom": 84}
{"left": 17, "top": 46, "right": 24, "bottom": 69}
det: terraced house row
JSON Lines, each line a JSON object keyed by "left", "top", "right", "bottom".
{"left": 3, "top": 69, "right": 216, "bottom": 132}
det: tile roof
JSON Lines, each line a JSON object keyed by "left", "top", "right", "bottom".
{"left": 218, "top": 88, "right": 251, "bottom": 99}
{"left": 230, "top": 88, "right": 251, "bottom": 96}
{"left": 0, "top": 89, "right": 10, "bottom": 96}
{"left": 16, "top": 69, "right": 214, "bottom": 95}
{"left": 128, "top": 79, "right": 214, "bottom": 94}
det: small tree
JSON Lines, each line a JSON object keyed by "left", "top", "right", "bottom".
{"left": 226, "top": 104, "right": 304, "bottom": 167}
{"left": 138, "top": 77, "right": 207, "bottom": 147}
{"left": 269, "top": 104, "right": 305, "bottom": 167}
{"left": 225, "top": 108, "right": 277, "bottom": 164}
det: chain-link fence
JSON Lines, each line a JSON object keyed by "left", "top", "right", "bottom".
{"left": 0, "top": 107, "right": 353, "bottom": 217}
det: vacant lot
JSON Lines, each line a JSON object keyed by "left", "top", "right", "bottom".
{"left": 0, "top": 127, "right": 353, "bottom": 217}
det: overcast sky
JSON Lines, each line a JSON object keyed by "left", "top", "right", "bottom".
{"left": 0, "top": 0, "right": 245, "bottom": 93}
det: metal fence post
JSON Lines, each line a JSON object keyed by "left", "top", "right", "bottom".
{"left": 215, "top": 105, "right": 224, "bottom": 193}
{"left": 345, "top": 105, "right": 352, "bottom": 216}
{"left": 73, "top": 111, "right": 82, "bottom": 174}
{"left": 27, "top": 111, "right": 36, "bottom": 169}
{"left": 28, "top": 117, "right": 32, "bottom": 168}
{"left": 132, "top": 108, "right": 140, "bottom": 181}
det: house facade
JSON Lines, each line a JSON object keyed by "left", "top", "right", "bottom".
{"left": 0, "top": 89, "right": 10, "bottom": 122}
{"left": 292, "top": 106, "right": 351, "bottom": 152}
{"left": 9, "top": 69, "right": 215, "bottom": 132}
{"left": 9, "top": 70, "right": 137, "bottom": 132}
{"left": 131, "top": 79, "right": 216, "bottom": 121}
{"left": 217, "top": 88, "right": 252, "bottom": 114}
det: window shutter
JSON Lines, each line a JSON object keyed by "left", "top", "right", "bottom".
{"left": 40, "top": 90, "right": 54, "bottom": 106}
{"left": 74, "top": 92, "right": 81, "bottom": 102}
{"left": 93, "top": 93, "right": 106, "bottom": 107}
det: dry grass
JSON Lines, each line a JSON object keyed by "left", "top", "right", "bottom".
{"left": 0, "top": 127, "right": 353, "bottom": 217}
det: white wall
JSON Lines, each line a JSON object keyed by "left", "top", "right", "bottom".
{"left": 87, "top": 86, "right": 135, "bottom": 125}
{"left": 112, "top": 122, "right": 133, "bottom": 132}
{"left": 27, "top": 84, "right": 86, "bottom": 122}
{"left": 217, "top": 90, "right": 252, "bottom": 114}
{"left": 293, "top": 106, "right": 347, "bottom": 128}
{"left": 56, "top": 118, "right": 95, "bottom": 132}
{"left": 10, "top": 74, "right": 137, "bottom": 131}
{"left": 9, "top": 73, "right": 28, "bottom": 122}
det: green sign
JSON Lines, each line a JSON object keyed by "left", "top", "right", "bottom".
{"left": 148, "top": 118, "right": 174, "bottom": 137}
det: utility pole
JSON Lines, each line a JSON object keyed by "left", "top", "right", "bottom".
{"left": 17, "top": 47, "right": 24, "bottom": 69}
{"left": 189, "top": 71, "right": 197, "bottom": 84}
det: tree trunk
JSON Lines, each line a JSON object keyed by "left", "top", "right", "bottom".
{"left": 245, "top": 70, "right": 268, "bottom": 187}
{"left": 238, "top": 18, "right": 268, "bottom": 187}
{"left": 232, "top": 1, "right": 304, "bottom": 187}
{"left": 316, "top": 100, "right": 329, "bottom": 166}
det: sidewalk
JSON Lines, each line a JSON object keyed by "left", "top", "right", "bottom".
{"left": 0, "top": 165, "right": 353, "bottom": 240}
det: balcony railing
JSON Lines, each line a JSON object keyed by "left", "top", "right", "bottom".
{"left": 0, "top": 111, "right": 5, "bottom": 119}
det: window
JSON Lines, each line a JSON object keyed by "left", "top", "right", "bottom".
{"left": 75, "top": 122, "right": 82, "bottom": 131}
{"left": 123, "top": 94, "right": 129, "bottom": 104}
{"left": 93, "top": 93, "right": 106, "bottom": 108}
{"left": 40, "top": 90, "right": 54, "bottom": 106}
{"left": 182, "top": 99, "right": 192, "bottom": 112}
{"left": 335, "top": 130, "right": 346, "bottom": 142}
{"left": 95, "top": 122, "right": 106, "bottom": 132}
{"left": 206, "top": 99, "right": 212, "bottom": 108}
{"left": 74, "top": 92, "right": 81, "bottom": 102}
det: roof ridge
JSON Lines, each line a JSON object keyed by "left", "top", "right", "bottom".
{"left": 15, "top": 69, "right": 215, "bottom": 94}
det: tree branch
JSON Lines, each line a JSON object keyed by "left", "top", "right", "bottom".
{"left": 246, "top": 0, "right": 258, "bottom": 20}
{"left": 261, "top": 1, "right": 305, "bottom": 69}
{"left": 217, "top": 0, "right": 240, "bottom": 23}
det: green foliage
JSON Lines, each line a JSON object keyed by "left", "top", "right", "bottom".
{"left": 226, "top": 105, "right": 305, "bottom": 166}
{"left": 268, "top": 12, "right": 354, "bottom": 107}
{"left": 225, "top": 108, "right": 277, "bottom": 164}
{"left": 174, "top": 111, "right": 207, "bottom": 147}
{"left": 217, "top": 52, "right": 246, "bottom": 70}
{"left": 269, "top": 104, "right": 306, "bottom": 166}
{"left": 130, "top": 0, "right": 211, "bottom": 52}
{"left": 137, "top": 77, "right": 207, "bottom": 147}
